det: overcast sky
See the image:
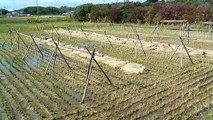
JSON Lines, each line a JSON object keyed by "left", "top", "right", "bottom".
{"left": 0, "top": 0, "right": 146, "bottom": 10}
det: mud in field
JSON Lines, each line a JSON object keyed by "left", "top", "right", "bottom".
{"left": 50, "top": 28, "right": 213, "bottom": 57}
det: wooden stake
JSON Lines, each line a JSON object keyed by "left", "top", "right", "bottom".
{"left": 67, "top": 25, "right": 73, "bottom": 40}
{"left": 180, "top": 42, "right": 183, "bottom": 67}
{"left": 16, "top": 31, "right": 28, "bottom": 48}
{"left": 180, "top": 37, "right": 194, "bottom": 65}
{"left": 9, "top": 29, "right": 13, "bottom": 45}
{"left": 187, "top": 23, "right": 190, "bottom": 44}
{"left": 104, "top": 30, "right": 113, "bottom": 48}
{"left": 85, "top": 47, "right": 113, "bottom": 85}
{"left": 53, "top": 49, "right": 57, "bottom": 68}
{"left": 22, "top": 33, "right": 44, "bottom": 60}
{"left": 17, "top": 32, "right": 20, "bottom": 49}
{"left": 81, "top": 49, "right": 95, "bottom": 104}
{"left": 209, "top": 24, "right": 212, "bottom": 40}
{"left": 29, "top": 33, "right": 44, "bottom": 58}
{"left": 134, "top": 42, "right": 138, "bottom": 59}
{"left": 45, "top": 49, "right": 56, "bottom": 75}
{"left": 52, "top": 38, "right": 72, "bottom": 70}
{"left": 81, "top": 29, "right": 89, "bottom": 41}
{"left": 150, "top": 25, "right": 158, "bottom": 43}
{"left": 169, "top": 44, "right": 180, "bottom": 60}
{"left": 51, "top": 24, "right": 60, "bottom": 44}
{"left": 136, "top": 30, "right": 146, "bottom": 55}
{"left": 44, "top": 37, "right": 71, "bottom": 75}
{"left": 22, "top": 42, "right": 33, "bottom": 60}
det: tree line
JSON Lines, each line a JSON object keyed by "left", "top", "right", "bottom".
{"left": 0, "top": 6, "right": 74, "bottom": 15}
{"left": 74, "top": 0, "right": 213, "bottom": 23}
{"left": 20, "top": 6, "right": 74, "bottom": 15}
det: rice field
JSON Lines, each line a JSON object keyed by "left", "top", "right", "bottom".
{"left": 0, "top": 17, "right": 213, "bottom": 119}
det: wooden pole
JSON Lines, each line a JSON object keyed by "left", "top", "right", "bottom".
{"left": 179, "top": 25, "right": 183, "bottom": 67}
{"left": 52, "top": 39, "right": 72, "bottom": 70}
{"left": 17, "top": 31, "right": 20, "bottom": 49}
{"left": 51, "top": 24, "right": 60, "bottom": 44}
{"left": 81, "top": 49, "right": 95, "bottom": 104}
{"left": 9, "top": 29, "right": 13, "bottom": 45}
{"left": 180, "top": 41, "right": 183, "bottom": 67}
{"left": 180, "top": 37, "right": 194, "bottom": 65}
{"left": 187, "top": 23, "right": 190, "bottom": 44}
{"left": 81, "top": 29, "right": 89, "bottom": 41}
{"left": 22, "top": 42, "right": 33, "bottom": 60}
{"left": 104, "top": 30, "right": 113, "bottom": 48}
{"left": 151, "top": 25, "right": 158, "bottom": 43}
{"left": 45, "top": 49, "right": 56, "bottom": 75}
{"left": 85, "top": 47, "right": 113, "bottom": 85}
{"left": 169, "top": 44, "right": 180, "bottom": 60}
{"left": 67, "top": 25, "right": 73, "bottom": 40}
{"left": 136, "top": 30, "right": 146, "bottom": 55}
{"left": 134, "top": 42, "right": 138, "bottom": 59}
{"left": 53, "top": 49, "right": 57, "bottom": 68}
{"left": 132, "top": 41, "right": 137, "bottom": 53}
{"left": 16, "top": 31, "right": 28, "bottom": 48}
{"left": 29, "top": 33, "right": 44, "bottom": 58}
{"left": 209, "top": 24, "right": 212, "bottom": 40}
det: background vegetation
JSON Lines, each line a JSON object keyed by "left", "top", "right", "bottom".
{"left": 1, "top": 0, "right": 212, "bottom": 24}
{"left": 73, "top": 0, "right": 213, "bottom": 23}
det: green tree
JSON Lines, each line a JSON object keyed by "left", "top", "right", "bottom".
{"left": 89, "top": 5, "right": 109, "bottom": 22}
{"left": 74, "top": 4, "right": 93, "bottom": 22}
{"left": 147, "top": 0, "right": 159, "bottom": 3}
{"left": 166, "top": 0, "right": 209, "bottom": 6}
{"left": 59, "top": 6, "right": 74, "bottom": 14}
{"left": 20, "top": 6, "right": 62, "bottom": 15}
{"left": 0, "top": 9, "right": 8, "bottom": 15}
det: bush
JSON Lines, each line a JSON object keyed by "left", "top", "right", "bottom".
{"left": 108, "top": 5, "right": 122, "bottom": 23}
{"left": 27, "top": 18, "right": 42, "bottom": 23}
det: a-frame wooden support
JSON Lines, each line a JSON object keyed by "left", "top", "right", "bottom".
{"left": 170, "top": 37, "right": 194, "bottom": 67}
{"left": 22, "top": 33, "right": 44, "bottom": 60}
{"left": 81, "top": 48, "right": 113, "bottom": 104}
{"left": 132, "top": 30, "right": 146, "bottom": 58}
{"left": 45, "top": 38, "right": 72, "bottom": 75}
{"left": 16, "top": 30, "right": 28, "bottom": 48}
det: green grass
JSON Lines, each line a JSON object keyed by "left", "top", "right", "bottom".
{"left": 206, "top": 111, "right": 213, "bottom": 120}
{"left": 0, "top": 16, "right": 67, "bottom": 24}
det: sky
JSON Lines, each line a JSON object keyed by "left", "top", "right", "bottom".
{"left": 0, "top": 0, "right": 146, "bottom": 11}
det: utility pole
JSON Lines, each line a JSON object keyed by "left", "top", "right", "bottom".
{"left": 36, "top": 0, "right": 39, "bottom": 17}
